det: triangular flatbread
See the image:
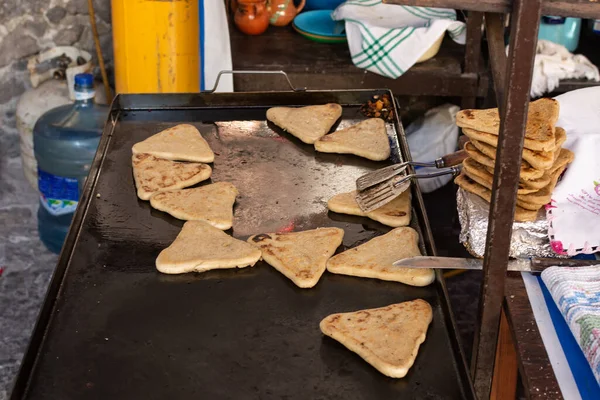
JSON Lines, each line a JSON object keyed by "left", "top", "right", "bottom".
{"left": 266, "top": 103, "right": 342, "bottom": 144}
{"left": 465, "top": 125, "right": 566, "bottom": 176}
{"left": 454, "top": 172, "right": 541, "bottom": 221}
{"left": 462, "top": 158, "right": 539, "bottom": 195}
{"left": 482, "top": 146, "right": 573, "bottom": 190}
{"left": 515, "top": 149, "right": 574, "bottom": 208}
{"left": 482, "top": 164, "right": 551, "bottom": 190}
{"left": 517, "top": 163, "right": 570, "bottom": 207}
{"left": 150, "top": 182, "right": 238, "bottom": 230}
{"left": 456, "top": 98, "right": 559, "bottom": 151}
{"left": 132, "top": 124, "right": 215, "bottom": 163}
{"left": 549, "top": 147, "right": 575, "bottom": 174}
{"left": 156, "top": 221, "right": 262, "bottom": 274}
{"left": 554, "top": 127, "right": 567, "bottom": 149}
{"left": 132, "top": 154, "right": 212, "bottom": 200}
{"left": 327, "top": 190, "right": 411, "bottom": 227}
{"left": 465, "top": 142, "right": 543, "bottom": 182}
{"left": 464, "top": 129, "right": 554, "bottom": 169}
{"left": 326, "top": 227, "right": 434, "bottom": 286}
{"left": 466, "top": 140, "right": 544, "bottom": 180}
{"left": 319, "top": 299, "right": 433, "bottom": 378}
{"left": 247, "top": 228, "right": 344, "bottom": 288}
{"left": 314, "top": 118, "right": 391, "bottom": 161}
{"left": 327, "top": 190, "right": 367, "bottom": 217}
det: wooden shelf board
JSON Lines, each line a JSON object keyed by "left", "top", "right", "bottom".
{"left": 382, "top": 0, "right": 600, "bottom": 19}
{"left": 230, "top": 24, "right": 487, "bottom": 96}
{"left": 551, "top": 78, "right": 600, "bottom": 94}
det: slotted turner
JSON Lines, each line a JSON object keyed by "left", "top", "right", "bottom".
{"left": 356, "top": 166, "right": 461, "bottom": 212}
{"left": 356, "top": 149, "right": 467, "bottom": 191}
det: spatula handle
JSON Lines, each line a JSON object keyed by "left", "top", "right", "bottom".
{"left": 435, "top": 150, "right": 468, "bottom": 168}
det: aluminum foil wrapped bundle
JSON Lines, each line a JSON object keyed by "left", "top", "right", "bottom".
{"left": 456, "top": 188, "right": 565, "bottom": 259}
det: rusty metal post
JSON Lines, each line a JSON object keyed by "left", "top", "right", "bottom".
{"left": 470, "top": 0, "right": 542, "bottom": 398}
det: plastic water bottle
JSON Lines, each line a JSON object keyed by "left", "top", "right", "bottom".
{"left": 33, "top": 73, "right": 109, "bottom": 253}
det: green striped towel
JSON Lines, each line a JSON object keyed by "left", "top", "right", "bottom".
{"left": 332, "top": 0, "right": 466, "bottom": 79}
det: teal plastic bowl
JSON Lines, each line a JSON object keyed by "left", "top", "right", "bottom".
{"left": 305, "top": 0, "right": 344, "bottom": 11}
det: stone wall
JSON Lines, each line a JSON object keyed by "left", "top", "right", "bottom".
{"left": 0, "top": 0, "right": 112, "bottom": 160}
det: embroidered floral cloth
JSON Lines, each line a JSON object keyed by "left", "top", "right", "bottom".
{"left": 547, "top": 88, "right": 600, "bottom": 256}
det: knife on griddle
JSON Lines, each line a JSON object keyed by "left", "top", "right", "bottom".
{"left": 393, "top": 256, "right": 600, "bottom": 273}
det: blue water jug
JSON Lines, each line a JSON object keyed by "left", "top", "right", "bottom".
{"left": 33, "top": 73, "right": 109, "bottom": 253}
{"left": 538, "top": 16, "right": 582, "bottom": 52}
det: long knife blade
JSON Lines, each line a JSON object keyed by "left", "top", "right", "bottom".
{"left": 393, "top": 256, "right": 600, "bottom": 273}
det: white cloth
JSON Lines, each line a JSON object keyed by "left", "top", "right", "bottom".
{"left": 332, "top": 1, "right": 466, "bottom": 79}
{"left": 202, "top": 0, "right": 233, "bottom": 92}
{"left": 406, "top": 104, "right": 460, "bottom": 193}
{"left": 547, "top": 87, "right": 600, "bottom": 256}
{"left": 531, "top": 40, "right": 599, "bottom": 97}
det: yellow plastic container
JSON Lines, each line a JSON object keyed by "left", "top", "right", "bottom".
{"left": 111, "top": 0, "right": 200, "bottom": 93}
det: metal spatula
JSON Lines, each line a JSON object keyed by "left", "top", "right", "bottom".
{"left": 356, "top": 149, "right": 467, "bottom": 191}
{"left": 355, "top": 166, "right": 461, "bottom": 212}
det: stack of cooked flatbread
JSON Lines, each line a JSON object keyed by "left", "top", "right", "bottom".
{"left": 455, "top": 98, "right": 574, "bottom": 222}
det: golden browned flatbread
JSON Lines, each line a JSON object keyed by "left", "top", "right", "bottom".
{"left": 466, "top": 142, "right": 549, "bottom": 188}
{"left": 554, "top": 127, "right": 567, "bottom": 149}
{"left": 155, "top": 221, "right": 262, "bottom": 274}
{"left": 467, "top": 140, "right": 544, "bottom": 180}
{"left": 464, "top": 128, "right": 554, "bottom": 170}
{"left": 549, "top": 148, "right": 575, "bottom": 174}
{"left": 319, "top": 299, "right": 432, "bottom": 378}
{"left": 516, "top": 199, "right": 544, "bottom": 211}
{"left": 462, "top": 158, "right": 539, "bottom": 195}
{"left": 326, "top": 227, "right": 434, "bottom": 286}
{"left": 327, "top": 190, "right": 367, "bottom": 217}
{"left": 456, "top": 98, "right": 559, "bottom": 151}
{"left": 482, "top": 146, "right": 573, "bottom": 191}
{"left": 132, "top": 124, "right": 214, "bottom": 163}
{"left": 132, "top": 154, "right": 212, "bottom": 200}
{"left": 149, "top": 182, "right": 238, "bottom": 230}
{"left": 247, "top": 228, "right": 344, "bottom": 288}
{"left": 454, "top": 172, "right": 541, "bottom": 221}
{"left": 327, "top": 190, "right": 411, "bottom": 227}
{"left": 314, "top": 118, "right": 391, "bottom": 161}
{"left": 482, "top": 164, "right": 552, "bottom": 190}
{"left": 516, "top": 164, "right": 569, "bottom": 206}
{"left": 464, "top": 142, "right": 495, "bottom": 168}
{"left": 515, "top": 149, "right": 574, "bottom": 208}
{"left": 266, "top": 103, "right": 342, "bottom": 144}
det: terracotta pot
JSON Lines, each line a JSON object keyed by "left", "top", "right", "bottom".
{"left": 234, "top": 0, "right": 270, "bottom": 36}
{"left": 269, "top": 0, "right": 306, "bottom": 27}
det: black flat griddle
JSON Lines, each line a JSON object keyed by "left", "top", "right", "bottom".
{"left": 12, "top": 91, "right": 475, "bottom": 399}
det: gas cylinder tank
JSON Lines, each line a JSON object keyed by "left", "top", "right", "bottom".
{"left": 16, "top": 47, "right": 107, "bottom": 190}
{"left": 17, "top": 80, "right": 72, "bottom": 189}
